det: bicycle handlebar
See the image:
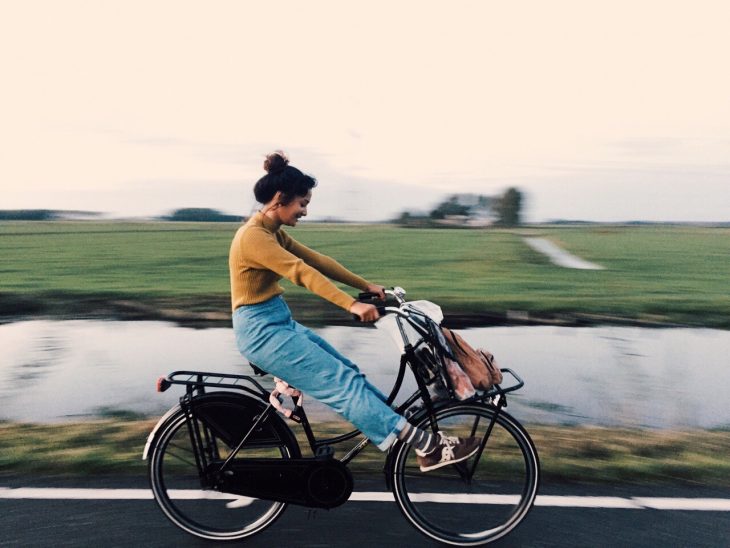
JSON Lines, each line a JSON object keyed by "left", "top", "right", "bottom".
{"left": 352, "top": 287, "right": 413, "bottom": 321}
{"left": 380, "top": 306, "right": 410, "bottom": 318}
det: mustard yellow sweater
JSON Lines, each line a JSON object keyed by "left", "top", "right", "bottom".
{"left": 229, "top": 212, "right": 369, "bottom": 312}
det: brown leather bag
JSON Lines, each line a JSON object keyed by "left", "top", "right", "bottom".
{"left": 441, "top": 328, "right": 503, "bottom": 389}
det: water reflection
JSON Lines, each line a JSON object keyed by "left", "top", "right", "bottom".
{"left": 0, "top": 320, "right": 728, "bottom": 429}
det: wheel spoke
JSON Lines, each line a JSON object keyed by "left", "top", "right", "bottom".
{"left": 163, "top": 444, "right": 200, "bottom": 468}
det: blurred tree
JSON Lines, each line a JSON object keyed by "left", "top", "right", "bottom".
{"left": 495, "top": 188, "right": 523, "bottom": 226}
{"left": 0, "top": 209, "right": 56, "bottom": 220}
{"left": 164, "top": 208, "right": 243, "bottom": 222}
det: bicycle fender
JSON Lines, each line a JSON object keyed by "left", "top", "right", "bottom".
{"left": 143, "top": 404, "right": 183, "bottom": 460}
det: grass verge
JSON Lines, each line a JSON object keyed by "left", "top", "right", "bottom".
{"left": 2, "top": 420, "right": 729, "bottom": 486}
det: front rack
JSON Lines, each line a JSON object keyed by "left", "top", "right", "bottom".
{"left": 481, "top": 368, "right": 525, "bottom": 399}
{"left": 157, "top": 370, "right": 269, "bottom": 400}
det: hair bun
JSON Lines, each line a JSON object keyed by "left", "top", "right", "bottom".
{"left": 263, "top": 150, "right": 289, "bottom": 175}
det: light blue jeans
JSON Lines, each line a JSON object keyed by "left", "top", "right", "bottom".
{"left": 232, "top": 296, "right": 407, "bottom": 450}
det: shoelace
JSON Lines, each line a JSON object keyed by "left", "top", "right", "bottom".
{"left": 438, "top": 434, "right": 458, "bottom": 462}
{"left": 439, "top": 433, "right": 460, "bottom": 445}
{"left": 440, "top": 442, "right": 456, "bottom": 462}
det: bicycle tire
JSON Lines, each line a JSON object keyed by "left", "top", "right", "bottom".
{"left": 391, "top": 402, "right": 539, "bottom": 546}
{"left": 148, "top": 392, "right": 300, "bottom": 541}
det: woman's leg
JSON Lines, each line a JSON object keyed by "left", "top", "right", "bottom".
{"left": 292, "top": 320, "right": 390, "bottom": 404}
{"left": 233, "top": 299, "right": 405, "bottom": 450}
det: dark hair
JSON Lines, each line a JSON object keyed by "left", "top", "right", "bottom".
{"left": 253, "top": 151, "right": 317, "bottom": 205}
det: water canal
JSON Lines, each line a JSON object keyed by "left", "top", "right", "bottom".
{"left": 1, "top": 319, "right": 728, "bottom": 429}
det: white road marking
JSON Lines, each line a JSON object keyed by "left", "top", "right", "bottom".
{"left": 1, "top": 487, "right": 729, "bottom": 511}
{"left": 633, "top": 497, "right": 730, "bottom": 512}
{"left": 0, "top": 487, "right": 153, "bottom": 500}
{"left": 524, "top": 237, "right": 605, "bottom": 270}
{"left": 535, "top": 496, "right": 642, "bottom": 509}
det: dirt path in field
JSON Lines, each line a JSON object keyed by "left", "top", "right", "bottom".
{"left": 524, "top": 237, "right": 605, "bottom": 270}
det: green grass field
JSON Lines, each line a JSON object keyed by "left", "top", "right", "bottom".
{"left": 0, "top": 222, "right": 730, "bottom": 328}
{"left": 1, "top": 221, "right": 729, "bottom": 327}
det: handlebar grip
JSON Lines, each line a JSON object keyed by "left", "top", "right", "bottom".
{"left": 357, "top": 291, "right": 381, "bottom": 301}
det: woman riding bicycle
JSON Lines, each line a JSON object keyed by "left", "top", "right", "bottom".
{"left": 229, "top": 151, "right": 478, "bottom": 471}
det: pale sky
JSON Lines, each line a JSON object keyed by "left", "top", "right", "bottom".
{"left": 1, "top": 1, "right": 729, "bottom": 222}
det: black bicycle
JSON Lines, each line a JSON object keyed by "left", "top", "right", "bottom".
{"left": 143, "top": 287, "right": 540, "bottom": 546}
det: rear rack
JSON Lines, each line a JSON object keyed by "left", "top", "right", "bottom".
{"left": 157, "top": 370, "right": 269, "bottom": 400}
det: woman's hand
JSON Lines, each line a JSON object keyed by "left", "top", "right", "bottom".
{"left": 364, "top": 283, "right": 386, "bottom": 300}
{"left": 350, "top": 301, "right": 380, "bottom": 322}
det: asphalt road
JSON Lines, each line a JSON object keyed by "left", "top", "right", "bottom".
{"left": 2, "top": 478, "right": 729, "bottom": 547}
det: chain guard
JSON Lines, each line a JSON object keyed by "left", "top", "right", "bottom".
{"left": 212, "top": 457, "right": 353, "bottom": 509}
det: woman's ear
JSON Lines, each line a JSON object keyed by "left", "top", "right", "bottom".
{"left": 268, "top": 191, "right": 283, "bottom": 211}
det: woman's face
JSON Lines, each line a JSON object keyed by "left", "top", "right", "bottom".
{"left": 275, "top": 190, "right": 311, "bottom": 227}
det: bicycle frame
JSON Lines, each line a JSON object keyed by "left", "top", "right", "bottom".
{"left": 147, "top": 289, "right": 525, "bottom": 484}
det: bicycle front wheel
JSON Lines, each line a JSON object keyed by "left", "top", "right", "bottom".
{"left": 391, "top": 402, "right": 539, "bottom": 546}
{"left": 148, "top": 393, "right": 300, "bottom": 541}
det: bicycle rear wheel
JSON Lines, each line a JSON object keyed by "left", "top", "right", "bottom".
{"left": 148, "top": 393, "right": 300, "bottom": 541}
{"left": 391, "top": 402, "right": 539, "bottom": 546}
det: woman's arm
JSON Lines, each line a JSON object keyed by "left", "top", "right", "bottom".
{"left": 240, "top": 228, "right": 359, "bottom": 311}
{"left": 285, "top": 235, "right": 387, "bottom": 317}
{"left": 280, "top": 230, "right": 375, "bottom": 291}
